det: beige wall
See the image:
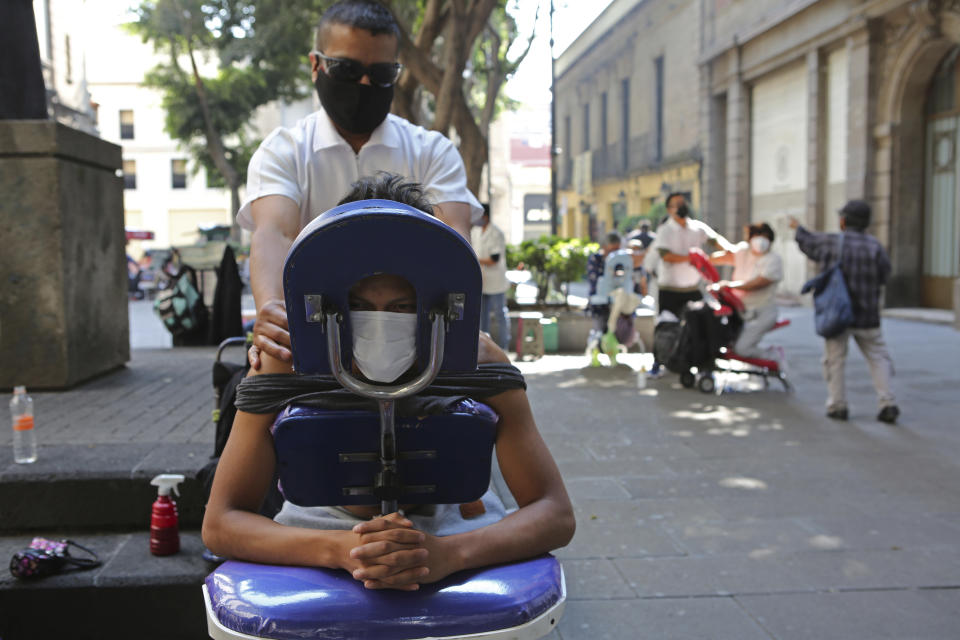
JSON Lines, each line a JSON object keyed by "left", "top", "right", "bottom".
{"left": 554, "top": 0, "right": 701, "bottom": 240}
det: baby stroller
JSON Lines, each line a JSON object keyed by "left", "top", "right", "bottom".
{"left": 655, "top": 249, "right": 791, "bottom": 394}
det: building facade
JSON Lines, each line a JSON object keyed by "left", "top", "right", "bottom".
{"left": 84, "top": 18, "right": 315, "bottom": 257}
{"left": 554, "top": 0, "right": 703, "bottom": 241}
{"left": 33, "top": 0, "right": 97, "bottom": 134}
{"left": 701, "top": 0, "right": 960, "bottom": 309}
{"left": 487, "top": 105, "right": 553, "bottom": 243}
{"left": 556, "top": 0, "right": 960, "bottom": 310}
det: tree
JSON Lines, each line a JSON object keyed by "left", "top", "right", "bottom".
{"left": 385, "top": 0, "right": 537, "bottom": 194}
{"left": 129, "top": 0, "right": 536, "bottom": 228}
{"left": 128, "top": 0, "right": 321, "bottom": 234}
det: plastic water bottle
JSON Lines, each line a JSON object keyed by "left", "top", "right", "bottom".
{"left": 636, "top": 366, "right": 648, "bottom": 390}
{"left": 10, "top": 386, "right": 37, "bottom": 463}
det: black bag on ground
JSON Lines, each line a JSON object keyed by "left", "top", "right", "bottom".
{"left": 664, "top": 302, "right": 743, "bottom": 373}
{"left": 653, "top": 321, "right": 682, "bottom": 369}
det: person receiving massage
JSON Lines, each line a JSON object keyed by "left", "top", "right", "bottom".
{"left": 202, "top": 174, "right": 575, "bottom": 591}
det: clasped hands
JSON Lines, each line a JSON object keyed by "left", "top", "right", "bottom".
{"left": 344, "top": 512, "right": 455, "bottom": 591}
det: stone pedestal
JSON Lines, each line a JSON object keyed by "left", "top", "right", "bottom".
{"left": 0, "top": 121, "right": 129, "bottom": 389}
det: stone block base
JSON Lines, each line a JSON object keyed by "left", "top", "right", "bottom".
{"left": 0, "top": 121, "right": 129, "bottom": 388}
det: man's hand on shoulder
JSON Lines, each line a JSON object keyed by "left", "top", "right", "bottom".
{"left": 250, "top": 299, "right": 291, "bottom": 369}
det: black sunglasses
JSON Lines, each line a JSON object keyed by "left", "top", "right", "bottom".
{"left": 313, "top": 51, "right": 402, "bottom": 87}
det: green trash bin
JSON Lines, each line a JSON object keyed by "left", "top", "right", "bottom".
{"left": 540, "top": 317, "right": 558, "bottom": 353}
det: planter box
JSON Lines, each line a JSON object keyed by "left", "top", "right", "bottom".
{"left": 509, "top": 308, "right": 655, "bottom": 353}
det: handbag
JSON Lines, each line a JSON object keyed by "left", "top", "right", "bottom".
{"left": 801, "top": 234, "right": 854, "bottom": 338}
{"left": 9, "top": 537, "right": 101, "bottom": 579}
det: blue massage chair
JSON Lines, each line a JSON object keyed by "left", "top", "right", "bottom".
{"left": 202, "top": 201, "right": 566, "bottom": 639}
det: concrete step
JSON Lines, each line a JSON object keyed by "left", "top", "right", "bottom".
{"left": 0, "top": 443, "right": 212, "bottom": 532}
{"left": 0, "top": 530, "right": 213, "bottom": 640}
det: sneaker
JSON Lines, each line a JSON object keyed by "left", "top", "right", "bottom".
{"left": 648, "top": 364, "right": 666, "bottom": 379}
{"left": 877, "top": 405, "right": 900, "bottom": 424}
{"left": 826, "top": 407, "right": 849, "bottom": 421}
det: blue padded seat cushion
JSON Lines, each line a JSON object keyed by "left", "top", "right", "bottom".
{"left": 206, "top": 554, "right": 563, "bottom": 640}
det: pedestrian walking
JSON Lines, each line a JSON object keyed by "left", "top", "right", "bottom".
{"left": 790, "top": 200, "right": 900, "bottom": 423}
{"left": 471, "top": 204, "right": 510, "bottom": 350}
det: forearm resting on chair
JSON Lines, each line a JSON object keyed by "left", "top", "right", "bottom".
{"left": 357, "top": 388, "right": 575, "bottom": 586}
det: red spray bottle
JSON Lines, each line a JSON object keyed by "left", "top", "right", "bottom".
{"left": 149, "top": 474, "right": 185, "bottom": 556}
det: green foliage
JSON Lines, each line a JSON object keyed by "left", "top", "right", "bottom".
{"left": 646, "top": 202, "right": 668, "bottom": 228}
{"left": 127, "top": 0, "right": 327, "bottom": 193}
{"left": 507, "top": 235, "right": 598, "bottom": 305}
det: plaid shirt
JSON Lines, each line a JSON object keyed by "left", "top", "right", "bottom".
{"left": 796, "top": 226, "right": 891, "bottom": 328}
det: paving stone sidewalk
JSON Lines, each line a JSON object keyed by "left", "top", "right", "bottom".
{"left": 2, "top": 306, "right": 959, "bottom": 639}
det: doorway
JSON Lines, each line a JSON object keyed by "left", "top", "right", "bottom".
{"left": 923, "top": 48, "right": 960, "bottom": 309}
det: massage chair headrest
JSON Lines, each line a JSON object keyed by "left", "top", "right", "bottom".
{"left": 283, "top": 200, "right": 482, "bottom": 375}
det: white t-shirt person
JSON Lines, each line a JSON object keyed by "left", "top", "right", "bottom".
{"left": 654, "top": 216, "right": 714, "bottom": 290}
{"left": 730, "top": 241, "right": 783, "bottom": 311}
{"left": 471, "top": 222, "right": 508, "bottom": 295}
{"left": 239, "top": 109, "right": 482, "bottom": 231}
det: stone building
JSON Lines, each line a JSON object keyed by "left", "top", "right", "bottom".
{"left": 701, "top": 0, "right": 960, "bottom": 309}
{"left": 556, "top": 0, "right": 959, "bottom": 311}
{"left": 554, "top": 0, "right": 703, "bottom": 241}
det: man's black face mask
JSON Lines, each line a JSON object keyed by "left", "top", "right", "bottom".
{"left": 676, "top": 204, "right": 690, "bottom": 218}
{"left": 315, "top": 70, "right": 394, "bottom": 135}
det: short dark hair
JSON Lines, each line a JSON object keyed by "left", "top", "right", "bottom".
{"left": 604, "top": 231, "right": 622, "bottom": 246}
{"left": 840, "top": 199, "right": 871, "bottom": 231}
{"left": 748, "top": 222, "right": 775, "bottom": 243}
{"left": 338, "top": 172, "right": 434, "bottom": 215}
{"left": 316, "top": 1, "right": 399, "bottom": 50}
{"left": 665, "top": 192, "right": 686, "bottom": 208}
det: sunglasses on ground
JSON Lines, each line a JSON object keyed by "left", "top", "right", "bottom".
{"left": 312, "top": 51, "right": 403, "bottom": 87}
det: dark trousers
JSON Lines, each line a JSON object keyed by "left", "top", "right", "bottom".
{"left": 658, "top": 288, "right": 702, "bottom": 319}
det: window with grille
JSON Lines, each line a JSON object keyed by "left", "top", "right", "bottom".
{"left": 120, "top": 110, "right": 134, "bottom": 139}
{"left": 123, "top": 159, "right": 136, "bottom": 190}
{"left": 171, "top": 159, "right": 187, "bottom": 189}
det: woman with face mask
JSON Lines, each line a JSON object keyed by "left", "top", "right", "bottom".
{"left": 709, "top": 223, "right": 785, "bottom": 362}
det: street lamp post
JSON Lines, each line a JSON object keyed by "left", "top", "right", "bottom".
{"left": 549, "top": 0, "right": 559, "bottom": 236}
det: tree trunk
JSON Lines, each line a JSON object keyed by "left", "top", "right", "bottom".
{"left": 454, "top": 96, "right": 487, "bottom": 195}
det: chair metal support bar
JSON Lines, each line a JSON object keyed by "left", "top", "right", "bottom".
{"left": 326, "top": 310, "right": 448, "bottom": 515}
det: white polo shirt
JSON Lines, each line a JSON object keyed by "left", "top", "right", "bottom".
{"left": 238, "top": 109, "right": 482, "bottom": 231}
{"left": 471, "top": 222, "right": 508, "bottom": 294}
{"left": 654, "top": 217, "right": 712, "bottom": 290}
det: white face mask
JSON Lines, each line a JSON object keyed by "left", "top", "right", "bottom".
{"left": 750, "top": 236, "right": 771, "bottom": 253}
{"left": 350, "top": 311, "right": 418, "bottom": 383}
